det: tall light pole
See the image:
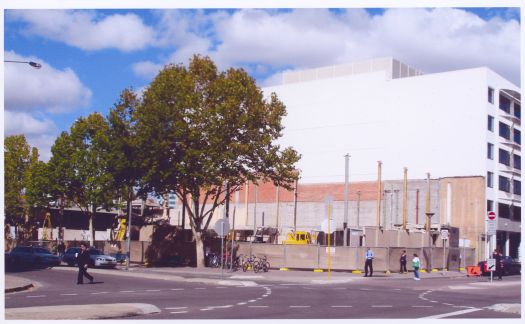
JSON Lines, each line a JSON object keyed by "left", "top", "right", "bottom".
{"left": 343, "top": 153, "right": 350, "bottom": 247}
{"left": 425, "top": 212, "right": 435, "bottom": 272}
{"left": 5, "top": 60, "right": 42, "bottom": 69}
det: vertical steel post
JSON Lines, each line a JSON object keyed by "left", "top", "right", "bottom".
{"left": 376, "top": 161, "right": 382, "bottom": 227}
{"left": 344, "top": 154, "right": 350, "bottom": 247}
{"left": 402, "top": 167, "right": 408, "bottom": 231}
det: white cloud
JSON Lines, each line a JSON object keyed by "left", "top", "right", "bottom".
{"left": 132, "top": 61, "right": 163, "bottom": 80}
{"left": 207, "top": 8, "right": 520, "bottom": 85}
{"left": 8, "top": 10, "right": 155, "bottom": 52}
{"left": 4, "top": 51, "right": 92, "bottom": 113}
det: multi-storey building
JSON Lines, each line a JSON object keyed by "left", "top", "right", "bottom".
{"left": 259, "top": 58, "right": 521, "bottom": 258}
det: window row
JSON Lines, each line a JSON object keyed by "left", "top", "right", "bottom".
{"left": 487, "top": 200, "right": 521, "bottom": 221}
{"left": 488, "top": 88, "right": 521, "bottom": 120}
{"left": 497, "top": 122, "right": 521, "bottom": 145}
{"left": 487, "top": 144, "right": 521, "bottom": 169}
{"left": 488, "top": 173, "right": 521, "bottom": 195}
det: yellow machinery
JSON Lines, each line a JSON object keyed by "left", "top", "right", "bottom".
{"left": 116, "top": 217, "right": 127, "bottom": 241}
{"left": 42, "top": 212, "right": 52, "bottom": 240}
{"left": 283, "top": 231, "right": 312, "bottom": 244}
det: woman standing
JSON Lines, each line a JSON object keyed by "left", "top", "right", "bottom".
{"left": 412, "top": 253, "right": 421, "bottom": 281}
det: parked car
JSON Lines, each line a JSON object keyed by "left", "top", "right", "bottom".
{"left": 478, "top": 256, "right": 521, "bottom": 276}
{"left": 6, "top": 246, "right": 61, "bottom": 269}
{"left": 63, "top": 247, "right": 117, "bottom": 268}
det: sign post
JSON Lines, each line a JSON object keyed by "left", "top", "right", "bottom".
{"left": 486, "top": 211, "right": 496, "bottom": 283}
{"left": 487, "top": 258, "right": 495, "bottom": 283}
{"left": 214, "top": 219, "right": 230, "bottom": 279}
{"left": 324, "top": 195, "right": 333, "bottom": 280}
{"left": 441, "top": 229, "right": 449, "bottom": 271}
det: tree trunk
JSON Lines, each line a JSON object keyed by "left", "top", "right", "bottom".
{"left": 89, "top": 204, "right": 96, "bottom": 246}
{"left": 194, "top": 231, "right": 205, "bottom": 268}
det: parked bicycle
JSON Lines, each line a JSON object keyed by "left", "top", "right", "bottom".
{"left": 242, "top": 255, "right": 259, "bottom": 272}
{"left": 254, "top": 255, "right": 270, "bottom": 273}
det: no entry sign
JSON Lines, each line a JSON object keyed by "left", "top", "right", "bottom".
{"left": 487, "top": 211, "right": 496, "bottom": 220}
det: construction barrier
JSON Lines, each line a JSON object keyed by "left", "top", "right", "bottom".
{"left": 466, "top": 265, "right": 481, "bottom": 277}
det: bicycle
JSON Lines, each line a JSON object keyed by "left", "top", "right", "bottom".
{"left": 254, "top": 255, "right": 270, "bottom": 273}
{"left": 242, "top": 255, "right": 259, "bottom": 272}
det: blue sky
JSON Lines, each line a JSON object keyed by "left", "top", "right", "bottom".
{"left": 3, "top": 6, "right": 522, "bottom": 161}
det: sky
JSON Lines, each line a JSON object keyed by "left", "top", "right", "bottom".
{"left": 2, "top": 1, "right": 522, "bottom": 165}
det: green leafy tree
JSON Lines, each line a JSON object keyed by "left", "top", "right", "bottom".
{"left": 135, "top": 55, "right": 300, "bottom": 267}
{"left": 24, "top": 148, "right": 53, "bottom": 209}
{"left": 48, "top": 113, "right": 115, "bottom": 245}
{"left": 4, "top": 135, "right": 32, "bottom": 226}
{"left": 107, "top": 88, "right": 143, "bottom": 238}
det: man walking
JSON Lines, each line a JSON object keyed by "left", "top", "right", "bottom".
{"left": 412, "top": 253, "right": 421, "bottom": 280}
{"left": 493, "top": 249, "right": 503, "bottom": 280}
{"left": 77, "top": 243, "right": 94, "bottom": 284}
{"left": 364, "top": 247, "right": 374, "bottom": 277}
{"left": 400, "top": 250, "right": 407, "bottom": 274}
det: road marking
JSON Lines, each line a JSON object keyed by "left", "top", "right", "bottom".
{"left": 170, "top": 288, "right": 184, "bottom": 291}
{"left": 442, "top": 303, "right": 454, "bottom": 306}
{"left": 419, "top": 308, "right": 482, "bottom": 319}
{"left": 170, "top": 311, "right": 188, "bottom": 314}
{"left": 91, "top": 292, "right": 108, "bottom": 295}
{"left": 331, "top": 305, "right": 353, "bottom": 308}
{"left": 26, "top": 295, "right": 45, "bottom": 298}
{"left": 359, "top": 288, "right": 371, "bottom": 291}
{"left": 371, "top": 305, "right": 392, "bottom": 308}
{"left": 281, "top": 284, "right": 303, "bottom": 286}
{"left": 237, "top": 302, "right": 247, "bottom": 305}
{"left": 333, "top": 288, "right": 346, "bottom": 290}
{"left": 120, "top": 290, "right": 136, "bottom": 293}
{"left": 248, "top": 306, "right": 269, "bottom": 308}
{"left": 165, "top": 307, "right": 188, "bottom": 310}
{"left": 393, "top": 288, "right": 401, "bottom": 290}
{"left": 146, "top": 289, "right": 161, "bottom": 292}
{"left": 453, "top": 306, "right": 475, "bottom": 309}
{"left": 195, "top": 288, "right": 206, "bottom": 290}
{"left": 448, "top": 285, "right": 483, "bottom": 290}
{"left": 60, "top": 293, "right": 78, "bottom": 296}
{"left": 430, "top": 301, "right": 438, "bottom": 303}
{"left": 216, "top": 287, "right": 228, "bottom": 289}
{"left": 248, "top": 300, "right": 257, "bottom": 303}
{"left": 412, "top": 306, "right": 433, "bottom": 308}
{"left": 290, "top": 306, "right": 311, "bottom": 308}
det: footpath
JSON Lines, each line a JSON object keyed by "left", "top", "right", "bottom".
{"left": 5, "top": 264, "right": 520, "bottom": 319}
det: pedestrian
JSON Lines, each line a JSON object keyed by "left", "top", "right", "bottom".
{"left": 492, "top": 249, "right": 503, "bottom": 280}
{"left": 76, "top": 243, "right": 94, "bottom": 284}
{"left": 57, "top": 241, "right": 66, "bottom": 258}
{"left": 364, "top": 247, "right": 374, "bottom": 277}
{"left": 412, "top": 253, "right": 421, "bottom": 280}
{"left": 400, "top": 250, "right": 407, "bottom": 274}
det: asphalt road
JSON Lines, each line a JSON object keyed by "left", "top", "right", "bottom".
{"left": 5, "top": 267, "right": 521, "bottom": 319}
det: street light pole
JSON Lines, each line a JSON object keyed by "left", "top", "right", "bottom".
{"left": 5, "top": 60, "right": 42, "bottom": 68}
{"left": 425, "top": 212, "right": 435, "bottom": 272}
{"left": 343, "top": 154, "right": 350, "bottom": 247}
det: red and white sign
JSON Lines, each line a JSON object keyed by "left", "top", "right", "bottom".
{"left": 487, "top": 211, "right": 496, "bottom": 220}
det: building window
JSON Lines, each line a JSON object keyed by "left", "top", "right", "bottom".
{"left": 499, "top": 149, "right": 510, "bottom": 166}
{"left": 514, "top": 103, "right": 521, "bottom": 119}
{"left": 512, "top": 205, "right": 521, "bottom": 221}
{"left": 487, "top": 200, "right": 494, "bottom": 212}
{"left": 487, "top": 143, "right": 494, "bottom": 159}
{"left": 488, "top": 87, "right": 494, "bottom": 103}
{"left": 499, "top": 122, "right": 510, "bottom": 140}
{"left": 514, "top": 154, "right": 521, "bottom": 170}
{"left": 498, "top": 203, "right": 510, "bottom": 219}
{"left": 513, "top": 129, "right": 521, "bottom": 145}
{"left": 487, "top": 115, "right": 494, "bottom": 131}
{"left": 499, "top": 93, "right": 511, "bottom": 113}
{"left": 487, "top": 172, "right": 494, "bottom": 188}
{"left": 499, "top": 175, "right": 510, "bottom": 192}
{"left": 513, "top": 180, "right": 521, "bottom": 195}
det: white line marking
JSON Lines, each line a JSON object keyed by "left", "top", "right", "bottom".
{"left": 146, "top": 289, "right": 160, "bottom": 292}
{"left": 331, "top": 305, "right": 353, "bottom": 308}
{"left": 91, "top": 292, "right": 108, "bottom": 295}
{"left": 170, "top": 311, "right": 188, "bottom": 314}
{"left": 333, "top": 288, "right": 346, "bottom": 290}
{"left": 216, "top": 287, "right": 228, "bottom": 289}
{"left": 60, "top": 293, "right": 78, "bottom": 296}
{"left": 412, "top": 306, "right": 433, "bottom": 308}
{"left": 170, "top": 288, "right": 184, "bottom": 291}
{"left": 442, "top": 303, "right": 454, "bottom": 306}
{"left": 165, "top": 307, "right": 188, "bottom": 310}
{"left": 290, "top": 306, "right": 311, "bottom": 308}
{"left": 453, "top": 306, "right": 475, "bottom": 309}
{"left": 420, "top": 308, "right": 482, "bottom": 319}
{"left": 281, "top": 284, "right": 303, "bottom": 286}
{"left": 372, "top": 305, "right": 392, "bottom": 308}
{"left": 26, "top": 295, "right": 45, "bottom": 298}
{"left": 430, "top": 301, "right": 438, "bottom": 303}
{"left": 249, "top": 306, "right": 269, "bottom": 308}
{"left": 195, "top": 288, "right": 206, "bottom": 290}
{"left": 237, "top": 302, "right": 247, "bottom": 305}
{"left": 120, "top": 290, "right": 136, "bottom": 293}
{"left": 248, "top": 300, "right": 257, "bottom": 303}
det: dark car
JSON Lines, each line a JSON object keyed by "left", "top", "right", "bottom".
{"left": 478, "top": 256, "right": 521, "bottom": 276}
{"left": 63, "top": 247, "right": 117, "bottom": 268}
{"left": 6, "top": 246, "right": 61, "bottom": 269}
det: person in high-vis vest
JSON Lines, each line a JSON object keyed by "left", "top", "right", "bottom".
{"left": 412, "top": 253, "right": 421, "bottom": 281}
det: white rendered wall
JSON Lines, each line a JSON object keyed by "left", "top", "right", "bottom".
{"left": 264, "top": 67, "right": 514, "bottom": 183}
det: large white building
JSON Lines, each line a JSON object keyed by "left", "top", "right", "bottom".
{"left": 263, "top": 57, "right": 521, "bottom": 257}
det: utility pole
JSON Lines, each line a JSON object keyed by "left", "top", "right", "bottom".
{"left": 276, "top": 185, "right": 280, "bottom": 244}
{"left": 343, "top": 153, "right": 350, "bottom": 247}
{"left": 376, "top": 161, "right": 382, "bottom": 227}
{"left": 402, "top": 167, "right": 408, "bottom": 231}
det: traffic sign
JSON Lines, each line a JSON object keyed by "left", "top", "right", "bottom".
{"left": 214, "top": 219, "right": 230, "bottom": 237}
{"left": 168, "top": 193, "right": 176, "bottom": 209}
{"left": 487, "top": 219, "right": 497, "bottom": 236}
{"left": 487, "top": 258, "right": 496, "bottom": 272}
{"left": 440, "top": 229, "right": 449, "bottom": 240}
{"left": 487, "top": 211, "right": 496, "bottom": 220}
